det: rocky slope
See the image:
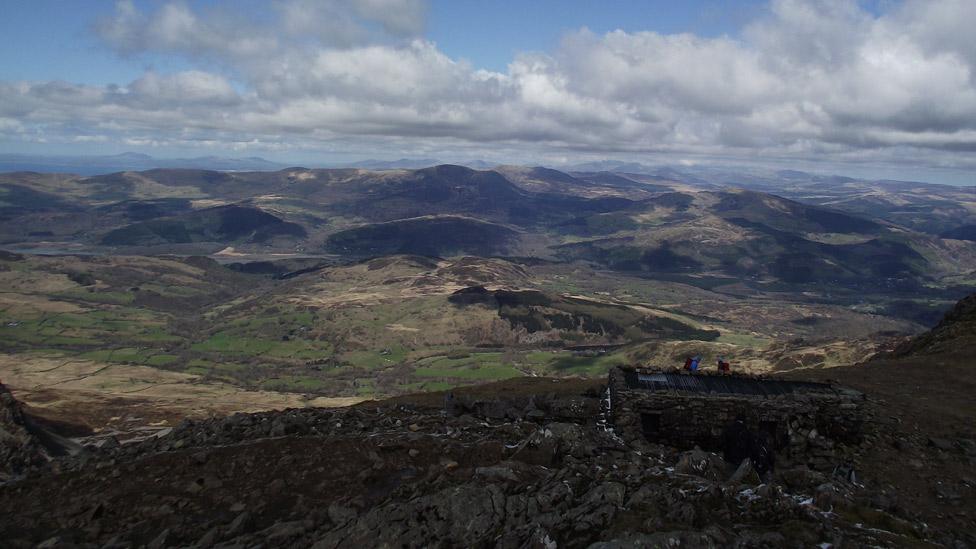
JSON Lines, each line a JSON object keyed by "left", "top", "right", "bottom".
{"left": 797, "top": 293, "right": 976, "bottom": 544}
{"left": 0, "top": 383, "right": 51, "bottom": 481}
{"left": 892, "top": 292, "right": 976, "bottom": 355}
{"left": 0, "top": 375, "right": 971, "bottom": 548}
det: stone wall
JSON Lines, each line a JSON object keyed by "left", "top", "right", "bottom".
{"left": 609, "top": 367, "right": 866, "bottom": 470}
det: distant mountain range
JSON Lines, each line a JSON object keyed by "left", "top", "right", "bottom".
{"left": 2, "top": 153, "right": 972, "bottom": 238}
{"left": 0, "top": 153, "right": 505, "bottom": 174}
{"left": 2, "top": 163, "right": 974, "bottom": 301}
{"left": 336, "top": 158, "right": 498, "bottom": 170}
{"left": 0, "top": 152, "right": 286, "bottom": 174}
{"left": 3, "top": 153, "right": 963, "bottom": 192}
{"left": 558, "top": 161, "right": 952, "bottom": 191}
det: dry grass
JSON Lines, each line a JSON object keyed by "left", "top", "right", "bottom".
{"left": 0, "top": 270, "right": 77, "bottom": 294}
{"left": 0, "top": 353, "right": 364, "bottom": 431}
{"left": 0, "top": 293, "right": 86, "bottom": 315}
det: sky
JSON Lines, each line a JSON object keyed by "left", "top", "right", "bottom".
{"left": 0, "top": 0, "right": 974, "bottom": 185}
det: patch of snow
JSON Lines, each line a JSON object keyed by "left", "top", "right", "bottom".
{"left": 737, "top": 488, "right": 761, "bottom": 502}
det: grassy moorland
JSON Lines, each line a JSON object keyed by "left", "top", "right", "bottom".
{"left": 0, "top": 251, "right": 934, "bottom": 402}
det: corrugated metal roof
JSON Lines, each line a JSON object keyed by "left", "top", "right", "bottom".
{"left": 628, "top": 371, "right": 838, "bottom": 397}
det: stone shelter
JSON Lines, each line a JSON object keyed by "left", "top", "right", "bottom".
{"left": 608, "top": 366, "right": 866, "bottom": 470}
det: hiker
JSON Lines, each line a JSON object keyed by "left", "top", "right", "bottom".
{"left": 717, "top": 357, "right": 731, "bottom": 374}
{"left": 683, "top": 357, "right": 693, "bottom": 370}
{"left": 689, "top": 355, "right": 701, "bottom": 371}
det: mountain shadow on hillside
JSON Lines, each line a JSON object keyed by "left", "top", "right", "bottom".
{"left": 100, "top": 205, "right": 306, "bottom": 246}
{"left": 324, "top": 216, "right": 519, "bottom": 257}
{"left": 333, "top": 165, "right": 636, "bottom": 227}
{"left": 941, "top": 224, "right": 976, "bottom": 241}
{"left": 449, "top": 286, "right": 719, "bottom": 342}
{"left": 893, "top": 292, "right": 976, "bottom": 356}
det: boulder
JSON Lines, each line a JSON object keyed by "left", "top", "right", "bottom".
{"left": 675, "top": 448, "right": 727, "bottom": 481}
{"left": 777, "top": 467, "right": 827, "bottom": 491}
{"left": 728, "top": 458, "right": 761, "bottom": 486}
{"left": 928, "top": 437, "right": 956, "bottom": 452}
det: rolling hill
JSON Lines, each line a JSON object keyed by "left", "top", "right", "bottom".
{"left": 324, "top": 215, "right": 519, "bottom": 257}
{"left": 942, "top": 224, "right": 976, "bottom": 241}
{"left": 100, "top": 204, "right": 307, "bottom": 246}
{"left": 1, "top": 165, "right": 974, "bottom": 299}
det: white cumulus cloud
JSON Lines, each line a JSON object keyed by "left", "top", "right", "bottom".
{"left": 0, "top": 0, "right": 974, "bottom": 172}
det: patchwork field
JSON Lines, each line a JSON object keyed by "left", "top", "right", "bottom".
{"left": 0, "top": 251, "right": 939, "bottom": 415}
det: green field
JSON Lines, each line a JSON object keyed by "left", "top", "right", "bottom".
{"left": 0, "top": 250, "right": 956, "bottom": 400}
{"left": 548, "top": 353, "right": 628, "bottom": 376}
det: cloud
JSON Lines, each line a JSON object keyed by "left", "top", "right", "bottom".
{"left": 128, "top": 71, "right": 240, "bottom": 107}
{"left": 2, "top": 0, "right": 975, "bottom": 173}
{"left": 96, "top": 1, "right": 278, "bottom": 60}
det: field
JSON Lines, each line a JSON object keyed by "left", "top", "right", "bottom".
{"left": 0, "top": 250, "right": 936, "bottom": 413}
{"left": 0, "top": 353, "right": 362, "bottom": 434}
